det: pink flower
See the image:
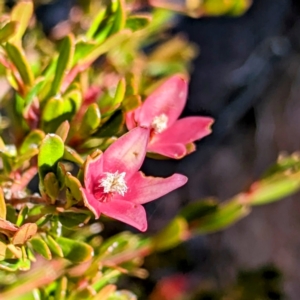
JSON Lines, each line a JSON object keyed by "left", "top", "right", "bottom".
{"left": 126, "top": 75, "right": 214, "bottom": 159}
{"left": 81, "top": 127, "right": 188, "bottom": 231}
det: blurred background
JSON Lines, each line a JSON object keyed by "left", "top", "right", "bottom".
{"left": 19, "top": 0, "right": 300, "bottom": 298}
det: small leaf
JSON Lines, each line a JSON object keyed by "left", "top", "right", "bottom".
{"left": 122, "top": 95, "right": 141, "bottom": 112}
{"left": 50, "top": 34, "right": 75, "bottom": 96}
{"left": 30, "top": 235, "right": 52, "bottom": 260}
{"left": 10, "top": 1, "right": 33, "bottom": 42}
{"left": 55, "top": 121, "right": 70, "bottom": 142}
{"left": 0, "top": 21, "right": 18, "bottom": 43}
{"left": 151, "top": 217, "right": 188, "bottom": 251}
{"left": 0, "top": 188, "right": 6, "bottom": 219}
{"left": 44, "top": 172, "right": 60, "bottom": 203}
{"left": 0, "top": 259, "right": 21, "bottom": 271}
{"left": 125, "top": 15, "right": 151, "bottom": 31}
{"left": 80, "top": 30, "right": 132, "bottom": 65}
{"left": 179, "top": 199, "right": 218, "bottom": 222}
{"left": 194, "top": 200, "right": 250, "bottom": 234}
{"left": 38, "top": 134, "right": 64, "bottom": 182}
{"left": 55, "top": 276, "right": 68, "bottom": 300}
{"left": 58, "top": 211, "right": 90, "bottom": 229}
{"left": 64, "top": 172, "right": 84, "bottom": 207}
{"left": 44, "top": 234, "right": 63, "bottom": 257}
{"left": 86, "top": 6, "right": 107, "bottom": 39}
{"left": 0, "top": 218, "right": 18, "bottom": 236}
{"left": 94, "top": 112, "right": 124, "bottom": 138}
{"left": 99, "top": 78, "right": 126, "bottom": 115}
{"left": 12, "top": 223, "right": 37, "bottom": 245}
{"left": 6, "top": 42, "right": 34, "bottom": 87}
{"left": 19, "top": 130, "right": 45, "bottom": 155}
{"left": 78, "top": 103, "right": 101, "bottom": 136}
{"left": 56, "top": 236, "right": 93, "bottom": 263}
{"left": 63, "top": 146, "right": 84, "bottom": 165}
{"left": 245, "top": 174, "right": 300, "bottom": 206}
{"left": 41, "top": 97, "right": 64, "bottom": 132}
{"left": 16, "top": 206, "right": 28, "bottom": 226}
{"left": 110, "top": 0, "right": 126, "bottom": 35}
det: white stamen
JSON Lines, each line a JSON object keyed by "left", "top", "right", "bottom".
{"left": 99, "top": 171, "right": 128, "bottom": 196}
{"left": 151, "top": 113, "right": 168, "bottom": 133}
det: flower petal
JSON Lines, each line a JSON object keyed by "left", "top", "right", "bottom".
{"left": 81, "top": 187, "right": 101, "bottom": 219}
{"left": 136, "top": 75, "right": 188, "bottom": 128}
{"left": 147, "top": 142, "right": 188, "bottom": 159}
{"left": 125, "top": 107, "right": 141, "bottom": 130}
{"left": 100, "top": 200, "right": 147, "bottom": 232}
{"left": 152, "top": 116, "right": 213, "bottom": 145}
{"left": 116, "top": 172, "right": 188, "bottom": 204}
{"left": 103, "top": 127, "right": 150, "bottom": 178}
{"left": 84, "top": 151, "right": 104, "bottom": 193}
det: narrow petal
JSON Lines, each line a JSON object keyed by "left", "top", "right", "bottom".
{"left": 84, "top": 151, "right": 104, "bottom": 193}
{"left": 81, "top": 187, "right": 147, "bottom": 231}
{"left": 147, "top": 142, "right": 187, "bottom": 159}
{"left": 103, "top": 127, "right": 150, "bottom": 178}
{"left": 152, "top": 116, "right": 213, "bottom": 145}
{"left": 100, "top": 200, "right": 147, "bottom": 232}
{"left": 136, "top": 75, "right": 188, "bottom": 128}
{"left": 116, "top": 172, "right": 188, "bottom": 204}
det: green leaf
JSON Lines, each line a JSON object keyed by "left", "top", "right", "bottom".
{"left": 6, "top": 42, "right": 34, "bottom": 87}
{"left": 151, "top": 217, "right": 188, "bottom": 251}
{"left": 99, "top": 78, "right": 126, "bottom": 115}
{"left": 50, "top": 34, "right": 75, "bottom": 96}
{"left": 0, "top": 188, "right": 6, "bottom": 219}
{"left": 86, "top": 6, "right": 107, "bottom": 39}
{"left": 30, "top": 235, "right": 52, "bottom": 260}
{"left": 64, "top": 172, "right": 84, "bottom": 207}
{"left": 80, "top": 30, "right": 132, "bottom": 65}
{"left": 246, "top": 174, "right": 300, "bottom": 206}
{"left": 44, "top": 234, "right": 63, "bottom": 257}
{"left": 23, "top": 79, "right": 44, "bottom": 109}
{"left": 56, "top": 236, "right": 93, "bottom": 263}
{"left": 38, "top": 134, "right": 64, "bottom": 182}
{"left": 42, "top": 92, "right": 81, "bottom": 132}
{"left": 44, "top": 172, "right": 60, "bottom": 203}
{"left": 0, "top": 21, "right": 18, "bottom": 43}
{"left": 63, "top": 146, "right": 84, "bottom": 165}
{"left": 94, "top": 112, "right": 124, "bottom": 138}
{"left": 55, "top": 276, "right": 68, "bottom": 300}
{"left": 193, "top": 200, "right": 250, "bottom": 234}
{"left": 78, "top": 103, "right": 101, "bottom": 136}
{"left": 58, "top": 211, "right": 90, "bottom": 229}
{"left": 125, "top": 15, "right": 151, "bottom": 31}
{"left": 19, "top": 130, "right": 45, "bottom": 155}
{"left": 10, "top": 1, "right": 33, "bottom": 42}
{"left": 0, "top": 259, "right": 21, "bottom": 271}
{"left": 179, "top": 199, "right": 218, "bottom": 222}
{"left": 12, "top": 223, "right": 37, "bottom": 245}
{"left": 55, "top": 121, "right": 70, "bottom": 142}
{"left": 121, "top": 95, "right": 141, "bottom": 112}
{"left": 110, "top": 0, "right": 126, "bottom": 35}
{"left": 16, "top": 206, "right": 28, "bottom": 226}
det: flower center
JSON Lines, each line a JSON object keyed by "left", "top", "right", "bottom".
{"left": 99, "top": 171, "right": 128, "bottom": 196}
{"left": 151, "top": 113, "right": 168, "bottom": 133}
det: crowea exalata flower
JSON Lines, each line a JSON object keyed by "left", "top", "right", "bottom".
{"left": 81, "top": 127, "right": 187, "bottom": 231}
{"left": 126, "top": 75, "right": 214, "bottom": 159}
